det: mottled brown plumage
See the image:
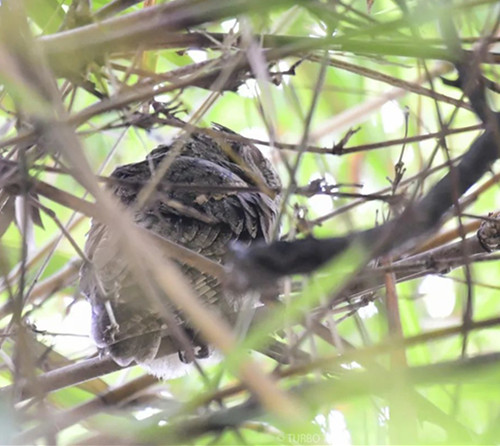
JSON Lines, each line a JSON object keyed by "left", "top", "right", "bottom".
{"left": 80, "top": 126, "right": 281, "bottom": 376}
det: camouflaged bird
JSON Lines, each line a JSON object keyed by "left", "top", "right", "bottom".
{"left": 80, "top": 125, "right": 281, "bottom": 377}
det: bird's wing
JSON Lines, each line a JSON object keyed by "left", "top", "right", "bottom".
{"left": 81, "top": 221, "right": 166, "bottom": 366}
{"left": 150, "top": 155, "right": 278, "bottom": 242}
{"left": 81, "top": 138, "right": 280, "bottom": 369}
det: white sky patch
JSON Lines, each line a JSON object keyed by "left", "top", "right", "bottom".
{"left": 238, "top": 78, "right": 259, "bottom": 98}
{"left": 401, "top": 144, "right": 415, "bottom": 165}
{"left": 275, "top": 60, "right": 292, "bottom": 86}
{"left": 160, "top": 389, "right": 173, "bottom": 398}
{"left": 419, "top": 275, "right": 456, "bottom": 319}
{"left": 381, "top": 101, "right": 405, "bottom": 134}
{"left": 310, "top": 22, "right": 327, "bottom": 37}
{"left": 277, "top": 60, "right": 290, "bottom": 73}
{"left": 308, "top": 172, "right": 336, "bottom": 215}
{"left": 241, "top": 126, "right": 268, "bottom": 141}
{"left": 221, "top": 18, "right": 239, "bottom": 33}
{"left": 351, "top": 165, "right": 378, "bottom": 194}
{"left": 316, "top": 410, "right": 352, "bottom": 446}
{"left": 134, "top": 407, "right": 162, "bottom": 421}
{"left": 358, "top": 301, "right": 378, "bottom": 319}
{"left": 340, "top": 361, "right": 362, "bottom": 370}
{"left": 34, "top": 298, "right": 93, "bottom": 354}
{"left": 378, "top": 406, "right": 390, "bottom": 426}
{"left": 241, "top": 127, "right": 273, "bottom": 159}
{"left": 186, "top": 50, "right": 207, "bottom": 64}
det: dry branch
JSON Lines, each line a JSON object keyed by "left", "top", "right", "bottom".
{"left": 228, "top": 69, "right": 500, "bottom": 290}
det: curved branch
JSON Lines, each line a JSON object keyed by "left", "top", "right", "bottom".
{"left": 227, "top": 20, "right": 500, "bottom": 291}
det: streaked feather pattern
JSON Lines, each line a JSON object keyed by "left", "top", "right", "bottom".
{"left": 80, "top": 127, "right": 280, "bottom": 375}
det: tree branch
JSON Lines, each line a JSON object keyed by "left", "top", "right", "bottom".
{"left": 227, "top": 18, "right": 500, "bottom": 291}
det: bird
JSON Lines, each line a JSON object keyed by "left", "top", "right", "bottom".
{"left": 80, "top": 125, "right": 281, "bottom": 378}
